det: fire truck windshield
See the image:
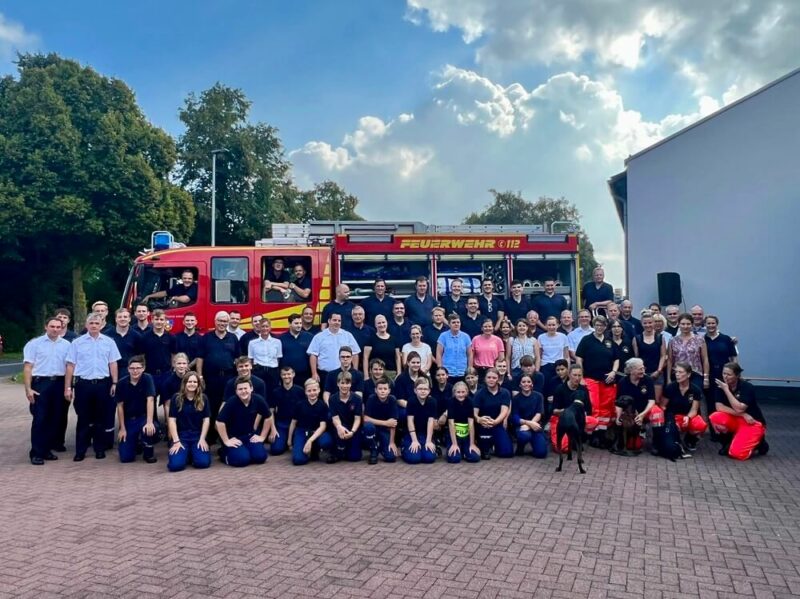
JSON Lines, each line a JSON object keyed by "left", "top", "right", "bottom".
{"left": 123, "top": 264, "right": 198, "bottom": 311}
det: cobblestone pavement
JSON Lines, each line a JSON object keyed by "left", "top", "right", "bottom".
{"left": 1, "top": 380, "right": 799, "bottom": 598}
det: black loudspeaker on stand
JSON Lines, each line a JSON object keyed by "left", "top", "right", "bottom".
{"left": 657, "top": 272, "right": 682, "bottom": 306}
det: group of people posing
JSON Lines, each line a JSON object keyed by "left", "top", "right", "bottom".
{"left": 21, "top": 266, "right": 767, "bottom": 469}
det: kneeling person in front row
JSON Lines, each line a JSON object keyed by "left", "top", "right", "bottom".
{"left": 362, "top": 378, "right": 400, "bottom": 464}
{"left": 167, "top": 371, "right": 211, "bottom": 471}
{"left": 116, "top": 356, "right": 160, "bottom": 464}
{"left": 216, "top": 377, "right": 272, "bottom": 467}
{"left": 402, "top": 377, "right": 437, "bottom": 464}
{"left": 511, "top": 374, "right": 547, "bottom": 458}
{"left": 473, "top": 368, "right": 514, "bottom": 459}
{"left": 288, "top": 379, "right": 333, "bottom": 465}
{"left": 446, "top": 381, "right": 481, "bottom": 463}
{"left": 328, "top": 371, "right": 364, "bottom": 463}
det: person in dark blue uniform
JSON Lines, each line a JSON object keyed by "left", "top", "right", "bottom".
{"left": 288, "top": 262, "right": 312, "bottom": 303}
{"left": 280, "top": 313, "right": 313, "bottom": 385}
{"left": 224, "top": 357, "right": 267, "bottom": 401}
{"left": 439, "top": 278, "right": 468, "bottom": 318}
{"left": 388, "top": 300, "right": 413, "bottom": 345}
{"left": 115, "top": 356, "right": 159, "bottom": 463}
{"left": 173, "top": 312, "right": 203, "bottom": 364}
{"left": 361, "top": 279, "right": 395, "bottom": 327}
{"left": 504, "top": 280, "right": 531, "bottom": 325}
{"left": 460, "top": 297, "right": 484, "bottom": 339}
{"left": 473, "top": 368, "right": 514, "bottom": 459}
{"left": 704, "top": 315, "right": 738, "bottom": 419}
{"left": 477, "top": 279, "right": 505, "bottom": 331}
{"left": 363, "top": 378, "right": 400, "bottom": 464}
{"left": 347, "top": 305, "right": 374, "bottom": 356}
{"left": 511, "top": 374, "right": 547, "bottom": 458}
{"left": 582, "top": 267, "right": 614, "bottom": 313}
{"left": 107, "top": 308, "right": 142, "bottom": 375}
{"left": 404, "top": 276, "right": 438, "bottom": 328}
{"left": 321, "top": 284, "right": 355, "bottom": 330}
{"left": 446, "top": 381, "right": 481, "bottom": 463}
{"left": 142, "top": 270, "right": 198, "bottom": 307}
{"left": 422, "top": 307, "right": 448, "bottom": 348}
{"left": 268, "top": 366, "right": 304, "bottom": 456}
{"left": 363, "top": 359, "right": 393, "bottom": 399}
{"left": 402, "top": 377, "right": 438, "bottom": 464}
{"left": 139, "top": 309, "right": 175, "bottom": 422}
{"left": 327, "top": 371, "right": 364, "bottom": 463}
{"left": 167, "top": 371, "right": 211, "bottom": 471}
{"left": 160, "top": 353, "right": 191, "bottom": 417}
{"left": 533, "top": 279, "right": 568, "bottom": 333}
{"left": 216, "top": 377, "right": 272, "bottom": 467}
{"left": 196, "top": 311, "right": 239, "bottom": 443}
{"left": 288, "top": 379, "right": 333, "bottom": 465}
{"left": 323, "top": 346, "right": 364, "bottom": 402}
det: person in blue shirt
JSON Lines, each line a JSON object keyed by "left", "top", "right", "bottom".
{"left": 363, "top": 378, "right": 400, "bottom": 464}
{"left": 167, "top": 371, "right": 211, "bottom": 471}
{"left": 115, "top": 356, "right": 160, "bottom": 463}
{"left": 216, "top": 377, "right": 272, "bottom": 467}
{"left": 446, "top": 382, "right": 481, "bottom": 464}
{"left": 288, "top": 379, "right": 333, "bottom": 465}
{"left": 511, "top": 374, "right": 547, "bottom": 458}
{"left": 268, "top": 367, "right": 305, "bottom": 456}
{"left": 473, "top": 368, "right": 514, "bottom": 459}
{"left": 327, "top": 371, "right": 364, "bottom": 463}
{"left": 436, "top": 313, "right": 473, "bottom": 385}
{"left": 402, "top": 377, "right": 438, "bottom": 464}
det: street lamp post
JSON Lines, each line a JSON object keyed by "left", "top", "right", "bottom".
{"left": 210, "top": 148, "right": 229, "bottom": 247}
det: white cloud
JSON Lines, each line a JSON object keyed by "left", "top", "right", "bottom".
{"left": 405, "top": 0, "right": 800, "bottom": 99}
{"left": 0, "top": 13, "right": 38, "bottom": 65}
{"left": 291, "top": 67, "right": 714, "bottom": 288}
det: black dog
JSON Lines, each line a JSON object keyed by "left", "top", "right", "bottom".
{"left": 613, "top": 395, "right": 641, "bottom": 456}
{"left": 556, "top": 398, "right": 587, "bottom": 474}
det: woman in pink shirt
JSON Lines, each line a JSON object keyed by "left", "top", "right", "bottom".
{"left": 471, "top": 319, "right": 505, "bottom": 381}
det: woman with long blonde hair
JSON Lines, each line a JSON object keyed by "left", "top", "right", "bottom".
{"left": 167, "top": 371, "right": 211, "bottom": 471}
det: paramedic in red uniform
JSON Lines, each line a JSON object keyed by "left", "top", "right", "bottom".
{"left": 575, "top": 315, "right": 618, "bottom": 447}
{"left": 710, "top": 362, "right": 768, "bottom": 460}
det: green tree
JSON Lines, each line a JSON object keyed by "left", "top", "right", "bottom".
{"left": 177, "top": 84, "right": 296, "bottom": 245}
{"left": 464, "top": 190, "right": 599, "bottom": 284}
{"left": 0, "top": 53, "right": 194, "bottom": 330}
{"left": 299, "top": 181, "right": 364, "bottom": 222}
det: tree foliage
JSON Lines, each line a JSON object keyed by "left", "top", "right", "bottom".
{"left": 464, "top": 190, "right": 599, "bottom": 284}
{"left": 0, "top": 53, "right": 194, "bottom": 332}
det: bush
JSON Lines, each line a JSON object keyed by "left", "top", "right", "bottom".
{"left": 0, "top": 318, "right": 31, "bottom": 353}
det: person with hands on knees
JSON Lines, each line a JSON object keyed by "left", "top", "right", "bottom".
{"left": 473, "top": 368, "right": 514, "bottom": 459}
{"left": 215, "top": 377, "right": 272, "bottom": 467}
{"left": 710, "top": 362, "right": 768, "bottom": 461}
{"left": 614, "top": 357, "right": 662, "bottom": 454}
{"left": 327, "top": 371, "right": 363, "bottom": 463}
{"left": 445, "top": 381, "right": 481, "bottom": 463}
{"left": 662, "top": 362, "right": 707, "bottom": 452}
{"left": 167, "top": 371, "right": 211, "bottom": 471}
{"left": 402, "top": 377, "right": 438, "bottom": 464}
{"left": 116, "top": 356, "right": 159, "bottom": 463}
{"left": 288, "top": 379, "right": 333, "bottom": 465}
{"left": 362, "top": 377, "right": 400, "bottom": 465}
{"left": 511, "top": 373, "right": 547, "bottom": 458}
{"left": 269, "top": 366, "right": 304, "bottom": 456}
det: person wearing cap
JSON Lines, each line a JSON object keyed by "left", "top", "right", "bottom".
{"left": 23, "top": 316, "right": 70, "bottom": 465}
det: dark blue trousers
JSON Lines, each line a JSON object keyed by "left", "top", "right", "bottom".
{"left": 221, "top": 435, "right": 268, "bottom": 467}
{"left": 29, "top": 376, "right": 63, "bottom": 458}
{"left": 270, "top": 420, "right": 291, "bottom": 456}
{"left": 445, "top": 434, "right": 481, "bottom": 463}
{"left": 401, "top": 433, "right": 437, "bottom": 464}
{"left": 291, "top": 428, "right": 333, "bottom": 465}
{"left": 476, "top": 423, "right": 514, "bottom": 458}
{"left": 362, "top": 422, "right": 397, "bottom": 462}
{"left": 118, "top": 416, "right": 160, "bottom": 462}
{"left": 73, "top": 378, "right": 112, "bottom": 457}
{"left": 167, "top": 434, "right": 211, "bottom": 471}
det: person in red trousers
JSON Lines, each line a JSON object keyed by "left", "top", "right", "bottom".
{"left": 575, "top": 316, "right": 619, "bottom": 447}
{"left": 550, "top": 365, "right": 599, "bottom": 452}
{"left": 662, "top": 362, "right": 708, "bottom": 452}
{"left": 710, "top": 362, "right": 768, "bottom": 460}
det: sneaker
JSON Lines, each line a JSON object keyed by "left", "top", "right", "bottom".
{"left": 144, "top": 456, "right": 158, "bottom": 464}
{"left": 435, "top": 445, "right": 443, "bottom": 457}
{"left": 680, "top": 452, "right": 693, "bottom": 459}
{"left": 685, "top": 436, "right": 698, "bottom": 451}
{"left": 368, "top": 450, "right": 378, "bottom": 465}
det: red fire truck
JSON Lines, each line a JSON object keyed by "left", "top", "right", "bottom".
{"left": 122, "top": 222, "right": 581, "bottom": 333}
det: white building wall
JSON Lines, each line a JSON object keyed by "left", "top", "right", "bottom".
{"left": 626, "top": 71, "right": 800, "bottom": 383}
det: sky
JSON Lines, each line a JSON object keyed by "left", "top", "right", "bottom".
{"left": 2, "top": 0, "right": 799, "bottom": 291}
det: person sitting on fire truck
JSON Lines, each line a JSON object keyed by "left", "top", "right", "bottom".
{"left": 263, "top": 258, "right": 290, "bottom": 301}
{"left": 142, "top": 270, "right": 197, "bottom": 307}
{"left": 289, "top": 263, "right": 312, "bottom": 302}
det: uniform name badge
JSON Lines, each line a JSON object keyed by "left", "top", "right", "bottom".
{"left": 455, "top": 422, "right": 469, "bottom": 438}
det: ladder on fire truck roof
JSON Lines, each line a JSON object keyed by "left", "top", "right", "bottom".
{"left": 256, "top": 221, "right": 551, "bottom": 247}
